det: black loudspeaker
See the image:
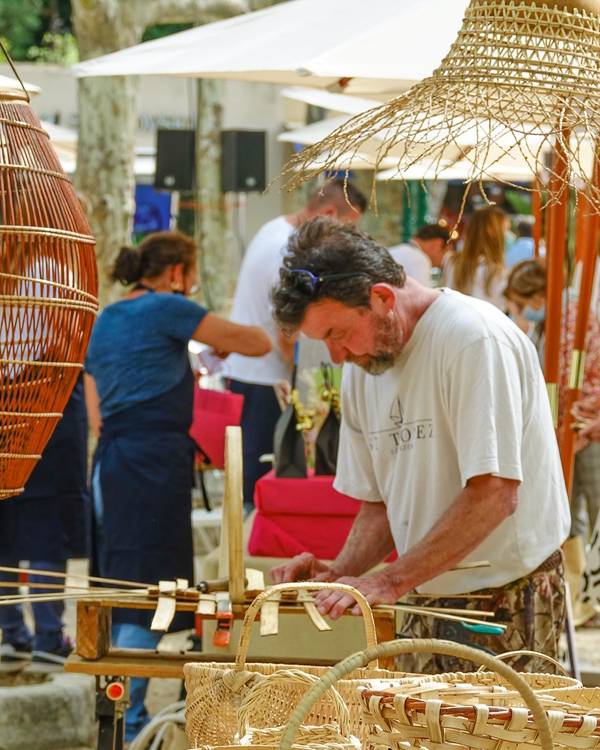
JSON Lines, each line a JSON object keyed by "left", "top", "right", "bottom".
{"left": 154, "top": 129, "right": 195, "bottom": 191}
{"left": 221, "top": 130, "right": 266, "bottom": 192}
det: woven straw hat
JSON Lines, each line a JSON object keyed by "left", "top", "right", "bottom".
{"left": 287, "top": 0, "right": 600, "bottom": 207}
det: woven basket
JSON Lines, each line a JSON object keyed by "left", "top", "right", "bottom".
{"left": 375, "top": 648, "right": 580, "bottom": 710}
{"left": 184, "top": 582, "right": 413, "bottom": 748}
{"left": 278, "top": 639, "right": 555, "bottom": 750}
{"left": 237, "top": 669, "right": 360, "bottom": 750}
{"left": 361, "top": 687, "right": 600, "bottom": 750}
{"left": 0, "top": 89, "right": 97, "bottom": 499}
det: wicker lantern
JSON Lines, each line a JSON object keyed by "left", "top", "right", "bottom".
{"left": 287, "top": 0, "right": 600, "bottom": 207}
{"left": 0, "top": 85, "right": 98, "bottom": 500}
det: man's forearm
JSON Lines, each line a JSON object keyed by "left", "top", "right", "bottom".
{"left": 379, "top": 475, "right": 518, "bottom": 596}
{"left": 330, "top": 502, "right": 395, "bottom": 578}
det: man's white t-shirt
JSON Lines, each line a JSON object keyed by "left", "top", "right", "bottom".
{"left": 226, "top": 216, "right": 294, "bottom": 386}
{"left": 334, "top": 290, "right": 570, "bottom": 595}
{"left": 388, "top": 242, "right": 432, "bottom": 287}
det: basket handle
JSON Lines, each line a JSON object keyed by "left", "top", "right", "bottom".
{"left": 237, "top": 668, "right": 351, "bottom": 738}
{"left": 235, "top": 582, "right": 380, "bottom": 670}
{"left": 278, "top": 638, "right": 555, "bottom": 750}
{"left": 475, "top": 649, "right": 569, "bottom": 677}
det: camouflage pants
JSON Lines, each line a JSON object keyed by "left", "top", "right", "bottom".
{"left": 397, "top": 550, "right": 565, "bottom": 673}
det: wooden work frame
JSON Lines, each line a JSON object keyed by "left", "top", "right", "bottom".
{"left": 65, "top": 595, "right": 397, "bottom": 679}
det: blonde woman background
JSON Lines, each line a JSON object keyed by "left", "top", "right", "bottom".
{"left": 444, "top": 205, "right": 509, "bottom": 309}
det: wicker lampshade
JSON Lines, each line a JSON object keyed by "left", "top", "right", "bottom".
{"left": 0, "top": 88, "right": 98, "bottom": 500}
{"left": 287, "top": 0, "right": 600, "bottom": 205}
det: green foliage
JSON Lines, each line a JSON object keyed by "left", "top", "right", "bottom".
{"left": 142, "top": 23, "right": 193, "bottom": 43}
{"left": 27, "top": 31, "right": 78, "bottom": 64}
{"left": 0, "top": 0, "right": 44, "bottom": 60}
{"left": 0, "top": 0, "right": 73, "bottom": 63}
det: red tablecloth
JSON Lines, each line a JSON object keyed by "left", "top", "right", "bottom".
{"left": 248, "top": 470, "right": 361, "bottom": 559}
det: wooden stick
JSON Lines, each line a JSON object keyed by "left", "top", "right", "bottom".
{"left": 0, "top": 580, "right": 93, "bottom": 592}
{"left": 0, "top": 564, "right": 151, "bottom": 590}
{"left": 532, "top": 176, "right": 542, "bottom": 258}
{"left": 559, "top": 146, "right": 600, "bottom": 494}
{"left": 398, "top": 604, "right": 495, "bottom": 618}
{"left": 406, "top": 593, "right": 494, "bottom": 600}
{"left": 544, "top": 128, "right": 570, "bottom": 428}
{"left": 0, "top": 588, "right": 149, "bottom": 606}
{"left": 375, "top": 604, "right": 506, "bottom": 631}
{"left": 0, "top": 585, "right": 139, "bottom": 602}
{"left": 451, "top": 560, "right": 490, "bottom": 570}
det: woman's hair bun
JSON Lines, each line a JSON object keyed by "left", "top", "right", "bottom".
{"left": 110, "top": 246, "right": 142, "bottom": 285}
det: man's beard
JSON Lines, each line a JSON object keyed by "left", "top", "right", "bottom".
{"left": 346, "top": 312, "right": 404, "bottom": 375}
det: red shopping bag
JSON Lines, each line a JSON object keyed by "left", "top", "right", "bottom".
{"left": 189, "top": 386, "right": 244, "bottom": 469}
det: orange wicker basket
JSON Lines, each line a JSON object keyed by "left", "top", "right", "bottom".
{"left": 0, "top": 87, "right": 98, "bottom": 499}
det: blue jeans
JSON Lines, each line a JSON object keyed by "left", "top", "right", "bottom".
{"left": 228, "top": 380, "right": 282, "bottom": 510}
{"left": 0, "top": 560, "right": 65, "bottom": 652}
{"left": 112, "top": 623, "right": 162, "bottom": 741}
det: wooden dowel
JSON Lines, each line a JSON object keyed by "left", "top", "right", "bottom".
{"left": 0, "top": 584, "right": 136, "bottom": 601}
{"left": 398, "top": 604, "right": 495, "bottom": 618}
{"left": 544, "top": 129, "right": 570, "bottom": 429}
{"left": 406, "top": 593, "right": 494, "bottom": 600}
{"left": 450, "top": 560, "right": 490, "bottom": 570}
{"left": 559, "top": 151, "right": 600, "bottom": 494}
{"left": 375, "top": 604, "right": 506, "bottom": 631}
{"left": 0, "top": 564, "right": 151, "bottom": 589}
{"left": 0, "top": 588, "right": 149, "bottom": 606}
{"left": 532, "top": 177, "right": 542, "bottom": 258}
{"left": 0, "top": 580, "right": 93, "bottom": 592}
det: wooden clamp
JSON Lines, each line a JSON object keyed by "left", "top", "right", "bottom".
{"left": 150, "top": 580, "right": 177, "bottom": 632}
{"left": 213, "top": 591, "right": 233, "bottom": 647}
{"left": 260, "top": 592, "right": 281, "bottom": 636}
{"left": 298, "top": 590, "right": 331, "bottom": 632}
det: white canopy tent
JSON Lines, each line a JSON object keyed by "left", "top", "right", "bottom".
{"left": 73, "top": 0, "right": 468, "bottom": 97}
{"left": 280, "top": 115, "right": 544, "bottom": 179}
{"left": 40, "top": 121, "right": 155, "bottom": 178}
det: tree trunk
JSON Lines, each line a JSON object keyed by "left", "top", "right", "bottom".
{"left": 195, "top": 79, "right": 230, "bottom": 312}
{"left": 71, "top": 0, "right": 249, "bottom": 304}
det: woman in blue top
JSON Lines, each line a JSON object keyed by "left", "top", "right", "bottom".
{"left": 84, "top": 231, "right": 270, "bottom": 740}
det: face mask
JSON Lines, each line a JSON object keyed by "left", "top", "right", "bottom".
{"left": 522, "top": 304, "right": 545, "bottom": 323}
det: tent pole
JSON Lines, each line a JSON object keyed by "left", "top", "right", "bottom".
{"left": 532, "top": 177, "right": 542, "bottom": 258}
{"left": 559, "top": 151, "right": 600, "bottom": 494}
{"left": 544, "top": 131, "right": 570, "bottom": 428}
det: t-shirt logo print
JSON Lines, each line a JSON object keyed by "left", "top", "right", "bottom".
{"left": 389, "top": 396, "right": 404, "bottom": 427}
{"left": 367, "top": 393, "right": 433, "bottom": 455}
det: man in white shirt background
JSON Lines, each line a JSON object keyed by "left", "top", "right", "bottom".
{"left": 388, "top": 223, "right": 452, "bottom": 286}
{"left": 226, "top": 180, "right": 367, "bottom": 511}
{"left": 270, "top": 216, "right": 570, "bottom": 672}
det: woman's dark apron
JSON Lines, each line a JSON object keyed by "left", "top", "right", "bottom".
{"left": 0, "top": 375, "right": 90, "bottom": 561}
{"left": 93, "top": 368, "right": 195, "bottom": 628}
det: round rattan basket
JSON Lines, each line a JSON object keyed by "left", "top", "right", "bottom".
{"left": 0, "top": 88, "right": 98, "bottom": 500}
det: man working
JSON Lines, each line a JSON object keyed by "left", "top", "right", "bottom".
{"left": 388, "top": 223, "right": 452, "bottom": 286}
{"left": 227, "top": 180, "right": 367, "bottom": 510}
{"left": 271, "top": 217, "right": 570, "bottom": 671}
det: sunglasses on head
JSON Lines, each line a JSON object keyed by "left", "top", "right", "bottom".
{"left": 287, "top": 268, "right": 370, "bottom": 297}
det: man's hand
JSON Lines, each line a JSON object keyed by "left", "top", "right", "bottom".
{"left": 314, "top": 571, "right": 403, "bottom": 619}
{"left": 270, "top": 552, "right": 337, "bottom": 583}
